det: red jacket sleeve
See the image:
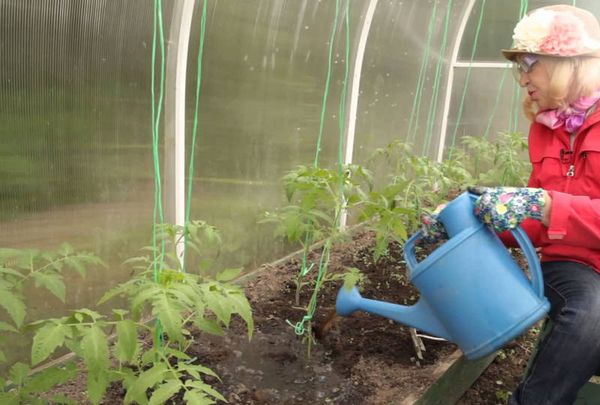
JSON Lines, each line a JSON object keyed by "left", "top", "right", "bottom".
{"left": 542, "top": 190, "right": 600, "bottom": 249}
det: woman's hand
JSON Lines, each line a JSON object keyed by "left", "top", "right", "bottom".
{"left": 469, "top": 186, "right": 549, "bottom": 232}
{"left": 420, "top": 204, "right": 448, "bottom": 245}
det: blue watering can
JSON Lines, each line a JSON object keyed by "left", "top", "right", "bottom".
{"left": 336, "top": 192, "right": 550, "bottom": 360}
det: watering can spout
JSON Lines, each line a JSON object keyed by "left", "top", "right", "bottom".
{"left": 335, "top": 287, "right": 452, "bottom": 341}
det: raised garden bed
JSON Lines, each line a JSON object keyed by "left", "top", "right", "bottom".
{"left": 46, "top": 229, "right": 539, "bottom": 404}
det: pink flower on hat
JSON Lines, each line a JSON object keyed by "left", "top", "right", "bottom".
{"left": 512, "top": 8, "right": 600, "bottom": 57}
{"left": 539, "top": 13, "right": 584, "bottom": 56}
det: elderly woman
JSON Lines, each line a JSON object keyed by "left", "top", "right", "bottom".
{"left": 423, "top": 4, "right": 600, "bottom": 404}
{"left": 474, "top": 5, "right": 600, "bottom": 405}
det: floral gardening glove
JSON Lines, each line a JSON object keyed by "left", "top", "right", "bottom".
{"left": 469, "top": 186, "right": 546, "bottom": 232}
{"left": 420, "top": 204, "right": 448, "bottom": 245}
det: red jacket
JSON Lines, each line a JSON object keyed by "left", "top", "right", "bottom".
{"left": 501, "top": 107, "right": 600, "bottom": 272}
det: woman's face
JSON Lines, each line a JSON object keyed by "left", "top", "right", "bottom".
{"left": 515, "top": 55, "right": 557, "bottom": 109}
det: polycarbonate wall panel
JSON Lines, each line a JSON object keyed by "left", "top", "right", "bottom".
{"left": 182, "top": 1, "right": 481, "bottom": 271}
{"left": 352, "top": 0, "right": 471, "bottom": 162}
{"left": 184, "top": 1, "right": 371, "bottom": 269}
{"left": 445, "top": 68, "right": 528, "bottom": 142}
{"left": 0, "top": 0, "right": 166, "bottom": 364}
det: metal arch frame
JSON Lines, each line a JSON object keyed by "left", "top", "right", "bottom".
{"left": 340, "top": 0, "right": 379, "bottom": 229}
{"left": 436, "top": 0, "right": 477, "bottom": 163}
{"left": 343, "top": 0, "right": 379, "bottom": 168}
{"left": 164, "top": 0, "right": 196, "bottom": 261}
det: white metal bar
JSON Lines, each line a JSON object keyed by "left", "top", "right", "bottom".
{"left": 340, "top": 0, "right": 378, "bottom": 230}
{"left": 436, "top": 0, "right": 477, "bottom": 162}
{"left": 164, "top": 0, "right": 196, "bottom": 262}
{"left": 344, "top": 0, "right": 378, "bottom": 167}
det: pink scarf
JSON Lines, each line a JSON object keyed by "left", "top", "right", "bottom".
{"left": 536, "top": 89, "right": 600, "bottom": 133}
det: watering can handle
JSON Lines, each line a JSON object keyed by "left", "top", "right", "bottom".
{"left": 403, "top": 231, "right": 423, "bottom": 273}
{"left": 510, "top": 226, "right": 545, "bottom": 298}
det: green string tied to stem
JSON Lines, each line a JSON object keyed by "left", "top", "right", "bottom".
{"left": 151, "top": 0, "right": 167, "bottom": 348}
{"left": 290, "top": 0, "right": 350, "bottom": 338}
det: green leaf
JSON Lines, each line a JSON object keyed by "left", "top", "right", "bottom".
{"left": 81, "top": 325, "right": 110, "bottom": 375}
{"left": 0, "top": 267, "right": 25, "bottom": 278}
{"left": 152, "top": 292, "right": 185, "bottom": 344}
{"left": 185, "top": 380, "right": 226, "bottom": 402}
{"left": 223, "top": 290, "right": 254, "bottom": 337}
{"left": 215, "top": 267, "right": 242, "bottom": 282}
{"left": 97, "top": 280, "right": 137, "bottom": 305}
{"left": 193, "top": 318, "right": 224, "bottom": 336}
{"left": 75, "top": 308, "right": 103, "bottom": 322}
{"left": 24, "top": 363, "right": 77, "bottom": 393}
{"left": 31, "top": 322, "right": 70, "bottom": 365}
{"left": 148, "top": 379, "right": 181, "bottom": 405}
{"left": 112, "top": 308, "right": 129, "bottom": 319}
{"left": 14, "top": 252, "right": 34, "bottom": 270}
{"left": 131, "top": 284, "right": 161, "bottom": 314}
{"left": 87, "top": 371, "right": 109, "bottom": 405}
{"left": 0, "top": 350, "right": 5, "bottom": 363}
{"left": 0, "top": 321, "right": 18, "bottom": 333}
{"left": 64, "top": 257, "right": 87, "bottom": 277}
{"left": 115, "top": 320, "right": 139, "bottom": 363}
{"left": 0, "top": 289, "right": 26, "bottom": 328}
{"left": 183, "top": 390, "right": 214, "bottom": 405}
{"left": 178, "top": 363, "right": 220, "bottom": 380}
{"left": 342, "top": 268, "right": 365, "bottom": 291}
{"left": 201, "top": 286, "right": 229, "bottom": 326}
{"left": 124, "top": 363, "right": 168, "bottom": 405}
{"left": 9, "top": 362, "right": 30, "bottom": 385}
{"left": 163, "top": 347, "right": 190, "bottom": 360}
{"left": 0, "top": 393, "right": 19, "bottom": 405}
{"left": 58, "top": 243, "right": 74, "bottom": 255}
{"left": 32, "top": 272, "right": 66, "bottom": 302}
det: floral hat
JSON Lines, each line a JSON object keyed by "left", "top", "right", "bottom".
{"left": 502, "top": 5, "right": 600, "bottom": 60}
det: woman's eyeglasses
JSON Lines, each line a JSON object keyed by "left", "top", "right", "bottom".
{"left": 513, "top": 54, "right": 539, "bottom": 80}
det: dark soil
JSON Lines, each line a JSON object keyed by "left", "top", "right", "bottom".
{"left": 184, "top": 232, "right": 458, "bottom": 405}
{"left": 53, "top": 230, "right": 538, "bottom": 404}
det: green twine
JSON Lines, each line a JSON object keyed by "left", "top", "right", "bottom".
{"left": 519, "top": 0, "right": 529, "bottom": 18}
{"left": 151, "top": 0, "right": 167, "bottom": 347}
{"left": 510, "top": 79, "right": 521, "bottom": 133}
{"left": 407, "top": 1, "right": 438, "bottom": 145}
{"left": 313, "top": 0, "right": 341, "bottom": 167}
{"left": 291, "top": 0, "right": 350, "bottom": 337}
{"left": 448, "top": 0, "right": 487, "bottom": 154}
{"left": 483, "top": 67, "right": 509, "bottom": 139}
{"left": 338, "top": 2, "right": 350, "bottom": 167}
{"left": 423, "top": 0, "right": 453, "bottom": 155}
{"left": 151, "top": 0, "right": 166, "bottom": 282}
{"left": 509, "top": 0, "right": 529, "bottom": 133}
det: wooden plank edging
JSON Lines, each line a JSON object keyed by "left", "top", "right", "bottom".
{"left": 410, "top": 350, "right": 498, "bottom": 405}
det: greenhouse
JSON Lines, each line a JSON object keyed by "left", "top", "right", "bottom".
{"left": 3, "top": 0, "right": 600, "bottom": 403}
